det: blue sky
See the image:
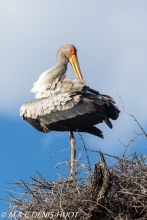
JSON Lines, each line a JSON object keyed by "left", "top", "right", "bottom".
{"left": 0, "top": 0, "right": 147, "bottom": 214}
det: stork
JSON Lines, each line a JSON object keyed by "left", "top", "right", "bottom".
{"left": 20, "top": 44, "right": 120, "bottom": 179}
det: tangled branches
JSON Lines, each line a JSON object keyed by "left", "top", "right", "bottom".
{"left": 6, "top": 153, "right": 147, "bottom": 220}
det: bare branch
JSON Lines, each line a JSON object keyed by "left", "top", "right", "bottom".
{"left": 115, "top": 82, "right": 147, "bottom": 137}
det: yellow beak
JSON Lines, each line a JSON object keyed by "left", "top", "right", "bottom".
{"left": 69, "top": 54, "right": 83, "bottom": 80}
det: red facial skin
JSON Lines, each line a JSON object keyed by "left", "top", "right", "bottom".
{"left": 68, "top": 48, "right": 77, "bottom": 60}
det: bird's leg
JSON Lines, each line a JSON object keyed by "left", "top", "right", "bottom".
{"left": 69, "top": 131, "right": 76, "bottom": 181}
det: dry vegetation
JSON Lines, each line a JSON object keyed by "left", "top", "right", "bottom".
{"left": 5, "top": 148, "right": 147, "bottom": 220}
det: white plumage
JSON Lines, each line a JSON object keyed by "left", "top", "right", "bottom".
{"left": 20, "top": 44, "right": 120, "bottom": 138}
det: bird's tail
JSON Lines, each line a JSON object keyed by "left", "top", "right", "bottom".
{"left": 79, "top": 126, "right": 103, "bottom": 138}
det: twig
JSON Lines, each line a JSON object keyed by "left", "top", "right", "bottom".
{"left": 122, "top": 133, "right": 143, "bottom": 157}
{"left": 50, "top": 148, "right": 70, "bottom": 159}
{"left": 115, "top": 82, "right": 147, "bottom": 137}
{"left": 78, "top": 132, "right": 92, "bottom": 175}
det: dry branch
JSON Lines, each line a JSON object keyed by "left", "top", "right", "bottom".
{"left": 6, "top": 153, "right": 147, "bottom": 220}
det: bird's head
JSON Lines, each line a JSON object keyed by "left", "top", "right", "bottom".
{"left": 56, "top": 44, "right": 83, "bottom": 80}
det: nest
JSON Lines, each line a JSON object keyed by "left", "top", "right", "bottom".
{"left": 6, "top": 152, "right": 147, "bottom": 220}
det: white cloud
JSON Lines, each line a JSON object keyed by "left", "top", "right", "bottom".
{"left": 0, "top": 0, "right": 147, "bottom": 146}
